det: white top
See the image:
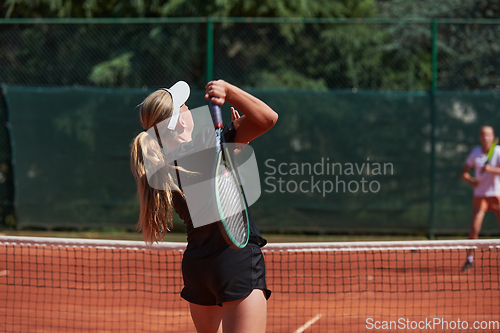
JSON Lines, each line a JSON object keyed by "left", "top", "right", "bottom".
{"left": 465, "top": 146, "right": 500, "bottom": 197}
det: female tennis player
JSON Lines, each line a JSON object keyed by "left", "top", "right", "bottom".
{"left": 130, "top": 79, "right": 277, "bottom": 333}
{"left": 460, "top": 125, "right": 500, "bottom": 270}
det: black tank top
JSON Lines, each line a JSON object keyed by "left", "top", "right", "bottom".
{"left": 169, "top": 122, "right": 266, "bottom": 258}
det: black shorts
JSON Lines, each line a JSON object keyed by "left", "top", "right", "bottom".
{"left": 181, "top": 244, "right": 272, "bottom": 306}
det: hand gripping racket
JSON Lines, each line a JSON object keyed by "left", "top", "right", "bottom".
{"left": 209, "top": 101, "right": 250, "bottom": 249}
{"left": 482, "top": 137, "right": 499, "bottom": 175}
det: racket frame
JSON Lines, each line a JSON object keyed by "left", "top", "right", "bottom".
{"left": 486, "top": 137, "right": 499, "bottom": 163}
{"left": 482, "top": 137, "right": 499, "bottom": 175}
{"left": 210, "top": 102, "right": 250, "bottom": 249}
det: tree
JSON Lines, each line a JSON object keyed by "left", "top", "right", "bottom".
{"left": 377, "top": 0, "right": 500, "bottom": 90}
{"left": 2, "top": 0, "right": 375, "bottom": 19}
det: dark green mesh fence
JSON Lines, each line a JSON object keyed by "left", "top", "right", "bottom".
{"left": 0, "top": 21, "right": 206, "bottom": 88}
{"left": 437, "top": 23, "right": 500, "bottom": 90}
{"left": 213, "top": 21, "right": 432, "bottom": 91}
{"left": 0, "top": 86, "right": 14, "bottom": 227}
{"left": 250, "top": 90, "right": 431, "bottom": 234}
{"left": 2, "top": 18, "right": 500, "bottom": 235}
{"left": 4, "top": 86, "right": 147, "bottom": 229}
{"left": 3, "top": 85, "right": 500, "bottom": 235}
{"left": 3, "top": 19, "right": 500, "bottom": 91}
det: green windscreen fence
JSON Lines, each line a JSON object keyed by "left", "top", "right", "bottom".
{"left": 0, "top": 87, "right": 14, "bottom": 227}
{"left": 3, "top": 86, "right": 500, "bottom": 235}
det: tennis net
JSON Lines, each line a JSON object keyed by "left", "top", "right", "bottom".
{"left": 0, "top": 236, "right": 499, "bottom": 332}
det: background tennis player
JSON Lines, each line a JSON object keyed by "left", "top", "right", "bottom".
{"left": 460, "top": 125, "right": 500, "bottom": 270}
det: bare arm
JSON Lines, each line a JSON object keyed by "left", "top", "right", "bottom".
{"left": 205, "top": 80, "right": 278, "bottom": 144}
{"left": 483, "top": 164, "right": 500, "bottom": 175}
{"left": 461, "top": 164, "right": 478, "bottom": 188}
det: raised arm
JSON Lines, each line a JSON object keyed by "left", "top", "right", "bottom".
{"left": 205, "top": 80, "right": 278, "bottom": 144}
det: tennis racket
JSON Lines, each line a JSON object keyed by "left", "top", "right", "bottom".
{"left": 209, "top": 101, "right": 250, "bottom": 249}
{"left": 482, "top": 137, "right": 499, "bottom": 175}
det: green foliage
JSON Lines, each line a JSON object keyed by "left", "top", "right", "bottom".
{"left": 2, "top": 0, "right": 377, "bottom": 18}
{"left": 2, "top": 1, "right": 500, "bottom": 91}
{"left": 88, "top": 52, "right": 134, "bottom": 86}
{"left": 377, "top": 0, "right": 500, "bottom": 90}
{"left": 249, "top": 69, "right": 327, "bottom": 90}
{"left": 377, "top": 0, "right": 500, "bottom": 19}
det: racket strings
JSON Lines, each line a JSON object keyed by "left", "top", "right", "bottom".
{"left": 217, "top": 163, "right": 248, "bottom": 244}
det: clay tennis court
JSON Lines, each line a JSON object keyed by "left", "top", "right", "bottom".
{"left": 0, "top": 237, "right": 499, "bottom": 332}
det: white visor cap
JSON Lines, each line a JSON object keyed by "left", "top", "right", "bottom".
{"left": 163, "top": 81, "right": 190, "bottom": 130}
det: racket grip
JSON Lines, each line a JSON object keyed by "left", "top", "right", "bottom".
{"left": 210, "top": 102, "right": 223, "bottom": 128}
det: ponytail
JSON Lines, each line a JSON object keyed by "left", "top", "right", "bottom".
{"left": 130, "top": 131, "right": 180, "bottom": 244}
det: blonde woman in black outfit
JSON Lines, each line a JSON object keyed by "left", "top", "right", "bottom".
{"left": 130, "top": 80, "right": 278, "bottom": 333}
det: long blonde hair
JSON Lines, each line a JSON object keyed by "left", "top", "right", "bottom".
{"left": 130, "top": 89, "right": 182, "bottom": 244}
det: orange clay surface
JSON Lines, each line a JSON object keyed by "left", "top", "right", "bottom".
{"left": 0, "top": 244, "right": 499, "bottom": 332}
